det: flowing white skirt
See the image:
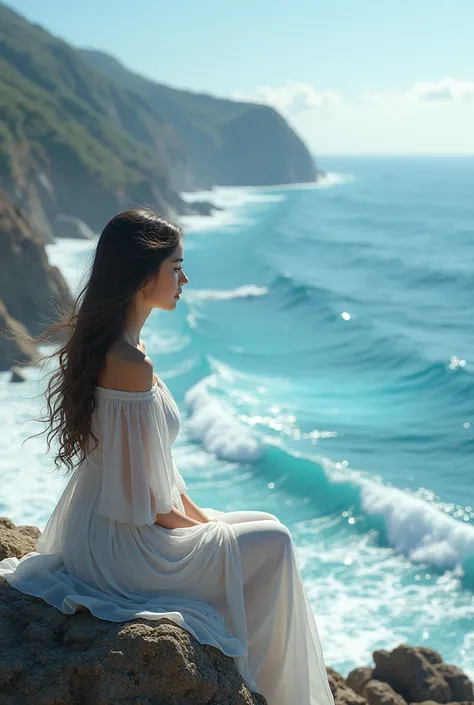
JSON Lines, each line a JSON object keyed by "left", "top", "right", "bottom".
{"left": 0, "top": 460, "right": 334, "bottom": 705}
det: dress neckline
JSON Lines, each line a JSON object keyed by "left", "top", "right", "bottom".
{"left": 94, "top": 377, "right": 162, "bottom": 401}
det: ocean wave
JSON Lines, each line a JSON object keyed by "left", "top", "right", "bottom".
{"left": 262, "top": 445, "right": 474, "bottom": 580}
{"left": 268, "top": 272, "right": 473, "bottom": 381}
{"left": 184, "top": 378, "right": 263, "bottom": 462}
{"left": 181, "top": 383, "right": 474, "bottom": 579}
{"left": 359, "top": 480, "right": 474, "bottom": 571}
{"left": 186, "top": 285, "right": 269, "bottom": 303}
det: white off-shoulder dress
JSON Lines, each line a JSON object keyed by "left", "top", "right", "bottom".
{"left": 0, "top": 377, "right": 335, "bottom": 705}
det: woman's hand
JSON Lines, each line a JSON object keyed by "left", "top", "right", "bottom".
{"left": 180, "top": 493, "right": 210, "bottom": 523}
{"left": 154, "top": 506, "right": 201, "bottom": 529}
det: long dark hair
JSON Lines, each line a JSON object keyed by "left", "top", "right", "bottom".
{"left": 17, "top": 208, "right": 182, "bottom": 474}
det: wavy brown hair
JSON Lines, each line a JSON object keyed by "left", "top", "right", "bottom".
{"left": 10, "top": 208, "right": 182, "bottom": 475}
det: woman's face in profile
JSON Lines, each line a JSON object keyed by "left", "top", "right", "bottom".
{"left": 143, "top": 241, "right": 189, "bottom": 311}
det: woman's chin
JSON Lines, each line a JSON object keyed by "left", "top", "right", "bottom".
{"left": 153, "top": 300, "right": 178, "bottom": 312}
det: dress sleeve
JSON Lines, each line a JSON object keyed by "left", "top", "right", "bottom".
{"left": 97, "top": 394, "right": 176, "bottom": 526}
{"left": 173, "top": 457, "right": 188, "bottom": 494}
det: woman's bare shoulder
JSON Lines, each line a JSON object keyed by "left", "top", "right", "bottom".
{"left": 97, "top": 340, "right": 154, "bottom": 392}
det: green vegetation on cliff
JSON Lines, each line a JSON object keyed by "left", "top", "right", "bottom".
{"left": 81, "top": 49, "right": 318, "bottom": 187}
{"left": 0, "top": 2, "right": 317, "bottom": 236}
{"left": 0, "top": 2, "right": 186, "bottom": 231}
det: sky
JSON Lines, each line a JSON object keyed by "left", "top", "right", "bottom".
{"left": 6, "top": 0, "right": 474, "bottom": 154}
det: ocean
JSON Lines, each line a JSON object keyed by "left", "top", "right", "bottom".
{"left": 1, "top": 155, "right": 473, "bottom": 678}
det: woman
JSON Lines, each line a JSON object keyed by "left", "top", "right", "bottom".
{"left": 0, "top": 209, "right": 335, "bottom": 705}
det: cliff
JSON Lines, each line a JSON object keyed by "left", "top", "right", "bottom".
{"left": 0, "top": 3, "right": 186, "bottom": 241}
{"left": 0, "top": 192, "right": 72, "bottom": 371}
{"left": 1, "top": 518, "right": 473, "bottom": 705}
{"left": 0, "top": 2, "right": 318, "bottom": 244}
{"left": 80, "top": 49, "right": 319, "bottom": 188}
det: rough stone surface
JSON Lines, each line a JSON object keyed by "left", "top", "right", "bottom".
{"left": 365, "top": 680, "right": 407, "bottom": 705}
{"left": 347, "top": 668, "right": 375, "bottom": 696}
{"left": 2, "top": 521, "right": 474, "bottom": 705}
{"left": 327, "top": 667, "right": 367, "bottom": 705}
{"left": 0, "top": 518, "right": 40, "bottom": 561}
{"left": 0, "top": 579, "right": 268, "bottom": 705}
{"left": 0, "top": 301, "right": 37, "bottom": 373}
{"left": 0, "top": 519, "right": 266, "bottom": 705}
{"left": 0, "top": 193, "right": 73, "bottom": 370}
{"left": 373, "top": 645, "right": 473, "bottom": 704}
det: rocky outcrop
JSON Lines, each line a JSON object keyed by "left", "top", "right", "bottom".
{"left": 214, "top": 104, "right": 317, "bottom": 186}
{"left": 0, "top": 301, "right": 38, "bottom": 373}
{"left": 186, "top": 200, "right": 224, "bottom": 217}
{"left": 0, "top": 517, "right": 40, "bottom": 561}
{"left": 0, "top": 518, "right": 266, "bottom": 705}
{"left": 0, "top": 193, "right": 72, "bottom": 371}
{"left": 338, "top": 647, "right": 474, "bottom": 705}
{"left": 2, "top": 519, "right": 473, "bottom": 705}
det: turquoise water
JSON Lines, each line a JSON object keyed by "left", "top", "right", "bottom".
{"left": 1, "top": 156, "right": 473, "bottom": 676}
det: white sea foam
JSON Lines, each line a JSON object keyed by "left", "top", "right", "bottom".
{"left": 180, "top": 186, "right": 284, "bottom": 233}
{"left": 186, "top": 285, "right": 268, "bottom": 303}
{"left": 184, "top": 377, "right": 263, "bottom": 462}
{"left": 294, "top": 522, "right": 474, "bottom": 679}
{"left": 216, "top": 172, "right": 354, "bottom": 192}
{"left": 181, "top": 187, "right": 285, "bottom": 208}
{"left": 316, "top": 171, "right": 354, "bottom": 188}
{"left": 359, "top": 480, "right": 474, "bottom": 570}
{"left": 45, "top": 237, "right": 97, "bottom": 294}
{"left": 315, "top": 453, "right": 474, "bottom": 571}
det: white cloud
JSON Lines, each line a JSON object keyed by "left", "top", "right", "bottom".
{"left": 233, "top": 83, "right": 344, "bottom": 114}
{"left": 364, "top": 78, "right": 474, "bottom": 108}
{"left": 408, "top": 78, "right": 474, "bottom": 103}
{"left": 238, "top": 78, "right": 474, "bottom": 116}
{"left": 236, "top": 78, "right": 474, "bottom": 153}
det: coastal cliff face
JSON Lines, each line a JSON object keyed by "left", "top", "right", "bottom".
{"left": 80, "top": 49, "right": 319, "bottom": 188}
{"left": 0, "top": 192, "right": 72, "bottom": 371}
{"left": 1, "top": 519, "right": 473, "bottom": 705}
{"left": 0, "top": 3, "right": 185, "bottom": 241}
{"left": 0, "top": 3, "right": 318, "bottom": 244}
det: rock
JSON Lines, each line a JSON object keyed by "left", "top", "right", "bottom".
{"left": 436, "top": 665, "right": 474, "bottom": 702}
{"left": 0, "top": 193, "right": 75, "bottom": 367}
{"left": 186, "top": 200, "right": 224, "bottom": 216}
{"left": 0, "top": 301, "right": 38, "bottom": 373}
{"left": 347, "top": 667, "right": 375, "bottom": 696}
{"left": 0, "top": 518, "right": 40, "bottom": 561}
{"left": 415, "top": 702, "right": 474, "bottom": 705}
{"left": 55, "top": 214, "right": 95, "bottom": 239}
{"left": 0, "top": 194, "right": 73, "bottom": 364}
{"left": 0, "top": 582, "right": 266, "bottom": 705}
{"left": 0, "top": 519, "right": 266, "bottom": 704}
{"left": 327, "top": 667, "right": 367, "bottom": 705}
{"left": 2, "top": 520, "right": 474, "bottom": 705}
{"left": 365, "top": 680, "right": 407, "bottom": 705}
{"left": 418, "top": 649, "right": 444, "bottom": 666}
{"left": 373, "top": 644, "right": 472, "bottom": 704}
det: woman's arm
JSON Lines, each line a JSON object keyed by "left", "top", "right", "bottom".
{"left": 180, "top": 493, "right": 210, "bottom": 523}
{"left": 155, "top": 506, "right": 201, "bottom": 529}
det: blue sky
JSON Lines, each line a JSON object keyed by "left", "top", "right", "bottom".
{"left": 6, "top": 0, "right": 474, "bottom": 154}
